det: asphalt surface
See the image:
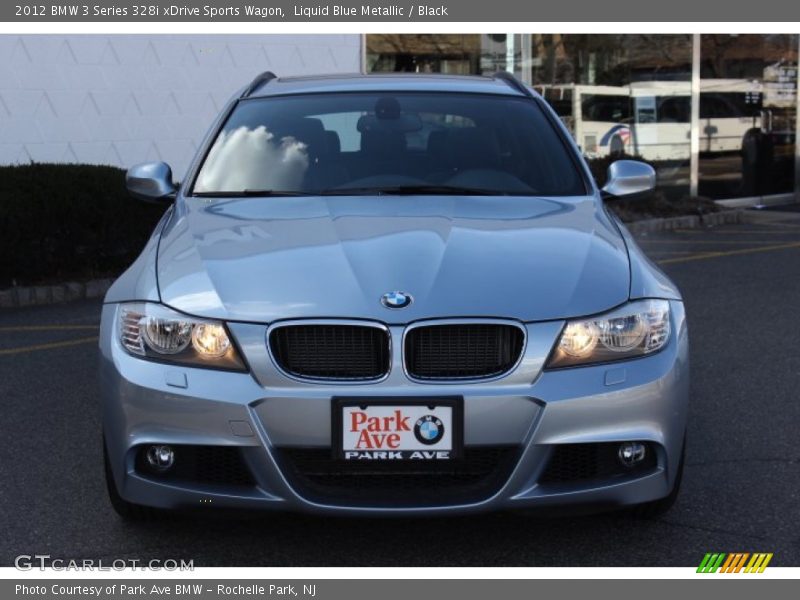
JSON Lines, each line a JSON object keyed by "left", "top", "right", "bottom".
{"left": 2, "top": 210, "right": 800, "bottom": 567}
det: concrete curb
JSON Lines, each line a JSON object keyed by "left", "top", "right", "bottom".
{"left": 624, "top": 209, "right": 745, "bottom": 234}
{"left": 0, "top": 278, "right": 113, "bottom": 309}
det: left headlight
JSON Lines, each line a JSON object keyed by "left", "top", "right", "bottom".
{"left": 547, "top": 299, "right": 671, "bottom": 369}
{"left": 117, "top": 302, "right": 246, "bottom": 371}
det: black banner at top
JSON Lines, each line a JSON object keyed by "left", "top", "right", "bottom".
{"left": 3, "top": 0, "right": 800, "bottom": 22}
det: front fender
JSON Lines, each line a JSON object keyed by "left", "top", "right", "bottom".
{"left": 104, "top": 207, "right": 173, "bottom": 304}
{"left": 612, "top": 214, "right": 682, "bottom": 301}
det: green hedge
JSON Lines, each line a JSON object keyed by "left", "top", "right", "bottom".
{"left": 0, "top": 164, "right": 166, "bottom": 288}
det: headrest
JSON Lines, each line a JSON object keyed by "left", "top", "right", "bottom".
{"left": 325, "top": 130, "right": 341, "bottom": 154}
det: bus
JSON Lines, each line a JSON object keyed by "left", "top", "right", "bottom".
{"left": 534, "top": 79, "right": 765, "bottom": 161}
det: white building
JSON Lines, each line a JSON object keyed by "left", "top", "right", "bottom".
{"left": 0, "top": 35, "right": 363, "bottom": 177}
{"left": 1, "top": 33, "right": 797, "bottom": 204}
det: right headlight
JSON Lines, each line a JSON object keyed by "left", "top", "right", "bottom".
{"left": 546, "top": 299, "right": 671, "bottom": 369}
{"left": 117, "top": 302, "right": 246, "bottom": 371}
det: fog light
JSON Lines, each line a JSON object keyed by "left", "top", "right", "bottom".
{"left": 618, "top": 442, "right": 647, "bottom": 467}
{"left": 146, "top": 445, "right": 174, "bottom": 471}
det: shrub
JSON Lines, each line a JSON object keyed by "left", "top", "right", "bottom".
{"left": 0, "top": 164, "right": 166, "bottom": 287}
{"left": 0, "top": 161, "right": 723, "bottom": 288}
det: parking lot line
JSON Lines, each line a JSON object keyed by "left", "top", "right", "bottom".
{"left": 639, "top": 240, "right": 780, "bottom": 245}
{"left": 0, "top": 324, "right": 99, "bottom": 332}
{"left": 703, "top": 229, "right": 800, "bottom": 234}
{"left": 672, "top": 226, "right": 800, "bottom": 234}
{"left": 0, "top": 336, "right": 98, "bottom": 356}
{"left": 648, "top": 250, "right": 715, "bottom": 255}
{"left": 657, "top": 240, "right": 800, "bottom": 265}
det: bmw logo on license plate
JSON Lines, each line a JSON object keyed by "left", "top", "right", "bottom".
{"left": 414, "top": 415, "right": 445, "bottom": 445}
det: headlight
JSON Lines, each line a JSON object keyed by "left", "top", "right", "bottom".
{"left": 118, "top": 302, "right": 246, "bottom": 371}
{"left": 547, "top": 299, "right": 671, "bottom": 368}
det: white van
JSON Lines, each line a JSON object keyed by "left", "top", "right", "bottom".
{"left": 535, "top": 79, "right": 763, "bottom": 161}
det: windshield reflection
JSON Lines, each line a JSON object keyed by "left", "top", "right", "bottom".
{"left": 194, "top": 125, "right": 310, "bottom": 193}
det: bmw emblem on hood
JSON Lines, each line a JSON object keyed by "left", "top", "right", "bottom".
{"left": 381, "top": 291, "right": 412, "bottom": 309}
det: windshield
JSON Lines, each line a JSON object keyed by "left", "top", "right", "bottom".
{"left": 192, "top": 92, "right": 586, "bottom": 197}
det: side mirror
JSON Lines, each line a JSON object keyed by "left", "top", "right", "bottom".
{"left": 601, "top": 160, "right": 656, "bottom": 199}
{"left": 126, "top": 162, "right": 177, "bottom": 203}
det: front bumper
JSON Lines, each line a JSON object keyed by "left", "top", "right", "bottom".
{"left": 99, "top": 301, "right": 689, "bottom": 516}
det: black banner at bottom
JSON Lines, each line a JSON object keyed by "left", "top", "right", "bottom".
{"left": 3, "top": 579, "right": 796, "bottom": 600}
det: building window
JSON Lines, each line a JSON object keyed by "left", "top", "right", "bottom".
{"left": 366, "top": 33, "right": 800, "bottom": 204}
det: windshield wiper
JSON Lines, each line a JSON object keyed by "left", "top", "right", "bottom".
{"left": 193, "top": 185, "right": 523, "bottom": 198}
{"left": 318, "top": 185, "right": 510, "bottom": 196}
{"left": 192, "top": 189, "right": 310, "bottom": 198}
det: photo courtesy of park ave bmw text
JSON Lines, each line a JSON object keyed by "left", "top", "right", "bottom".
{"left": 0, "top": 0, "right": 799, "bottom": 592}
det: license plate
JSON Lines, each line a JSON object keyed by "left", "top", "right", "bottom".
{"left": 334, "top": 398, "right": 463, "bottom": 460}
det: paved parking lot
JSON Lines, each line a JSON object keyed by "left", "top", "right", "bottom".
{"left": 1, "top": 211, "right": 799, "bottom": 567}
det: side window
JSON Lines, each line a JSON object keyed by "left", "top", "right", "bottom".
{"left": 700, "top": 95, "right": 724, "bottom": 119}
{"left": 700, "top": 93, "right": 761, "bottom": 119}
{"left": 541, "top": 88, "right": 574, "bottom": 118}
{"left": 582, "top": 95, "right": 631, "bottom": 122}
{"left": 657, "top": 96, "right": 691, "bottom": 123}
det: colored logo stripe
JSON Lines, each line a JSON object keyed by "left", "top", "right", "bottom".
{"left": 599, "top": 124, "right": 631, "bottom": 147}
{"left": 745, "top": 553, "right": 773, "bottom": 573}
{"left": 697, "top": 553, "right": 726, "bottom": 573}
{"left": 697, "top": 553, "right": 773, "bottom": 573}
{"left": 720, "top": 553, "right": 749, "bottom": 573}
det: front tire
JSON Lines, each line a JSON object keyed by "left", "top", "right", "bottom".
{"left": 103, "top": 438, "right": 159, "bottom": 521}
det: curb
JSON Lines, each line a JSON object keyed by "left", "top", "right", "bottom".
{"left": 624, "top": 209, "right": 744, "bottom": 235}
{"left": 0, "top": 278, "right": 113, "bottom": 309}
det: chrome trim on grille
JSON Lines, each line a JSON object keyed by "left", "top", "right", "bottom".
{"left": 266, "top": 318, "right": 527, "bottom": 385}
{"left": 266, "top": 319, "right": 392, "bottom": 384}
{"left": 401, "top": 318, "right": 528, "bottom": 384}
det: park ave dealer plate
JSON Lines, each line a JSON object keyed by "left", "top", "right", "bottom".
{"left": 334, "top": 398, "right": 463, "bottom": 460}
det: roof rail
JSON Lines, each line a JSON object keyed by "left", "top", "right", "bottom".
{"left": 493, "top": 71, "right": 533, "bottom": 97}
{"left": 241, "top": 71, "right": 277, "bottom": 98}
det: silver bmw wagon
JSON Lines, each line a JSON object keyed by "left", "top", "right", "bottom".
{"left": 100, "top": 72, "right": 689, "bottom": 519}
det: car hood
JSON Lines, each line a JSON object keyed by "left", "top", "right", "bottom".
{"left": 156, "top": 195, "right": 630, "bottom": 323}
